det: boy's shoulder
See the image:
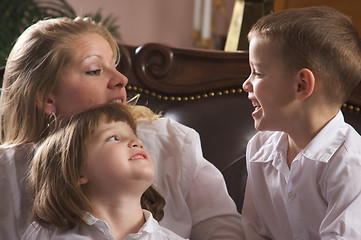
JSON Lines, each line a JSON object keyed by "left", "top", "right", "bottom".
{"left": 343, "top": 124, "right": 361, "bottom": 154}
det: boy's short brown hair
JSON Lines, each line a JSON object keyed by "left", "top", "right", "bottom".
{"left": 248, "top": 6, "right": 361, "bottom": 105}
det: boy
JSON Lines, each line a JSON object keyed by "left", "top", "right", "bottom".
{"left": 241, "top": 6, "right": 361, "bottom": 239}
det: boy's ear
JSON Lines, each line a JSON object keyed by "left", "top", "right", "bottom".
{"left": 295, "top": 68, "right": 315, "bottom": 101}
{"left": 36, "top": 93, "right": 57, "bottom": 115}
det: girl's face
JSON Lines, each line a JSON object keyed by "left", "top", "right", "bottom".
{"left": 81, "top": 119, "right": 155, "bottom": 197}
{"left": 50, "top": 33, "right": 128, "bottom": 120}
{"left": 242, "top": 36, "right": 298, "bottom": 131}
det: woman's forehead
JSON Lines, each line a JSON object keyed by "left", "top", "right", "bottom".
{"left": 68, "top": 33, "right": 115, "bottom": 64}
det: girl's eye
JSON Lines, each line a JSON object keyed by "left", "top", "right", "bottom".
{"left": 107, "top": 135, "right": 119, "bottom": 141}
{"left": 86, "top": 69, "right": 102, "bottom": 76}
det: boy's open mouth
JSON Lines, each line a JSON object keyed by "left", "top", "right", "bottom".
{"left": 250, "top": 99, "right": 262, "bottom": 117}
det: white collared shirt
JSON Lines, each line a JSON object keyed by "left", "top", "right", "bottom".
{"left": 0, "top": 117, "right": 243, "bottom": 240}
{"left": 22, "top": 210, "right": 187, "bottom": 240}
{"left": 241, "top": 111, "right": 361, "bottom": 239}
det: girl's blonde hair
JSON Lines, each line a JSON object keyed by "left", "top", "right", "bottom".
{"left": 0, "top": 17, "right": 120, "bottom": 146}
{"left": 30, "top": 103, "right": 165, "bottom": 229}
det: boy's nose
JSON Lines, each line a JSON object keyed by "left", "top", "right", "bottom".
{"left": 242, "top": 76, "right": 252, "bottom": 92}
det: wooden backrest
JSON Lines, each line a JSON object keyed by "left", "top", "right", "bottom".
{"left": 116, "top": 43, "right": 254, "bottom": 212}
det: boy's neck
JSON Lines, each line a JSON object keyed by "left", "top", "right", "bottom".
{"left": 90, "top": 196, "right": 145, "bottom": 239}
{"left": 285, "top": 105, "right": 339, "bottom": 168}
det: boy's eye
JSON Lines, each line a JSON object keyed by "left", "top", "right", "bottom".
{"left": 252, "top": 71, "right": 262, "bottom": 77}
{"left": 107, "top": 135, "right": 119, "bottom": 141}
{"left": 86, "top": 69, "right": 102, "bottom": 76}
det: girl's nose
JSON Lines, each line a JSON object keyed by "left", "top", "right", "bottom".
{"left": 130, "top": 138, "right": 143, "bottom": 149}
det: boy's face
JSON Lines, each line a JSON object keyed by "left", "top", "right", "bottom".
{"left": 243, "top": 36, "right": 298, "bottom": 131}
{"left": 80, "top": 119, "right": 155, "bottom": 197}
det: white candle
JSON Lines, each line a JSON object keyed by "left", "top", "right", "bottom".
{"left": 193, "top": 0, "right": 202, "bottom": 31}
{"left": 201, "top": 0, "right": 212, "bottom": 40}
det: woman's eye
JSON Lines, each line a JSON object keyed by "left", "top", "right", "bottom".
{"left": 86, "top": 69, "right": 102, "bottom": 76}
{"left": 107, "top": 136, "right": 118, "bottom": 141}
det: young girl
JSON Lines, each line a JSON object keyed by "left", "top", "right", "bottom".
{"left": 22, "top": 103, "right": 187, "bottom": 240}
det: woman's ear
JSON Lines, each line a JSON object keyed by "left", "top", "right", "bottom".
{"left": 295, "top": 68, "right": 315, "bottom": 101}
{"left": 78, "top": 175, "right": 88, "bottom": 185}
{"left": 36, "top": 93, "right": 57, "bottom": 115}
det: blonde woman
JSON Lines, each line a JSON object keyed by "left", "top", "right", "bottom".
{"left": 0, "top": 17, "right": 242, "bottom": 240}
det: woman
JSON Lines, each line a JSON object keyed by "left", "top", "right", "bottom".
{"left": 0, "top": 17, "right": 242, "bottom": 240}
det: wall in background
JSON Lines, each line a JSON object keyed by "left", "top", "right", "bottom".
{"left": 274, "top": 0, "right": 361, "bottom": 34}
{"left": 65, "top": 0, "right": 361, "bottom": 49}
{"left": 67, "top": 0, "right": 194, "bottom": 47}
{"left": 66, "top": 0, "right": 234, "bottom": 49}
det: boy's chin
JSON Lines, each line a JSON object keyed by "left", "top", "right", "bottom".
{"left": 254, "top": 120, "right": 272, "bottom": 132}
{"left": 254, "top": 121, "right": 264, "bottom": 131}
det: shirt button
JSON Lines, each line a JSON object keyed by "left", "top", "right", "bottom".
{"left": 288, "top": 191, "right": 296, "bottom": 200}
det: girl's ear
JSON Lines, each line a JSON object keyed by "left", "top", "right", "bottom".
{"left": 295, "top": 68, "right": 315, "bottom": 101}
{"left": 78, "top": 175, "right": 88, "bottom": 185}
{"left": 36, "top": 93, "right": 57, "bottom": 115}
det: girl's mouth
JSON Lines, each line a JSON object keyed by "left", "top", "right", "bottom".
{"left": 129, "top": 153, "right": 147, "bottom": 161}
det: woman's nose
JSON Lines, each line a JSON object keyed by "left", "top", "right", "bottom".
{"left": 108, "top": 69, "right": 128, "bottom": 89}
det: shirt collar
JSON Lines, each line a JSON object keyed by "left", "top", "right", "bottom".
{"left": 250, "top": 111, "right": 348, "bottom": 164}
{"left": 83, "top": 210, "right": 161, "bottom": 238}
{"left": 128, "top": 210, "right": 161, "bottom": 236}
{"left": 250, "top": 131, "right": 288, "bottom": 164}
{"left": 300, "top": 111, "right": 347, "bottom": 163}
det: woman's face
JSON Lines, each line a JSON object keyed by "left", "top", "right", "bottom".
{"left": 50, "top": 33, "right": 128, "bottom": 120}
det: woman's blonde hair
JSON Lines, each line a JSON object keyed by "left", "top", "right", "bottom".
{"left": 0, "top": 17, "right": 120, "bottom": 146}
{"left": 30, "top": 103, "right": 165, "bottom": 229}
